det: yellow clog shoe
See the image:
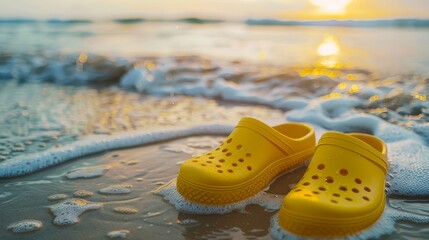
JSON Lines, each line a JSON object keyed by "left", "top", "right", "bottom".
{"left": 278, "top": 132, "right": 388, "bottom": 238}
{"left": 177, "top": 117, "right": 316, "bottom": 205}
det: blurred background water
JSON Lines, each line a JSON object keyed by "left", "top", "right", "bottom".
{"left": 1, "top": 20, "right": 429, "bottom": 73}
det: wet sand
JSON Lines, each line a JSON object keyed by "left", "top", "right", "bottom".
{"left": 2, "top": 135, "right": 429, "bottom": 239}
{"left": 0, "top": 135, "right": 304, "bottom": 240}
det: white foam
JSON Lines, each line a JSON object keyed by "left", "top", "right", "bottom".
{"left": 107, "top": 230, "right": 130, "bottom": 239}
{"left": 48, "top": 193, "right": 68, "bottom": 201}
{"left": 154, "top": 179, "right": 283, "bottom": 214}
{"left": 119, "top": 61, "right": 311, "bottom": 111}
{"left": 7, "top": 220, "right": 43, "bottom": 233}
{"left": 99, "top": 184, "right": 133, "bottom": 195}
{"left": 269, "top": 203, "right": 429, "bottom": 240}
{"left": 65, "top": 165, "right": 111, "bottom": 179}
{"left": 0, "top": 124, "right": 233, "bottom": 177}
{"left": 113, "top": 206, "right": 138, "bottom": 214}
{"left": 49, "top": 198, "right": 101, "bottom": 226}
{"left": 73, "top": 190, "right": 94, "bottom": 198}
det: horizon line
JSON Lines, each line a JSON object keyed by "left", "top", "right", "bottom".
{"left": 1, "top": 17, "right": 429, "bottom": 28}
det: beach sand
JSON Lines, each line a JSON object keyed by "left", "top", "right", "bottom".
{"left": 0, "top": 133, "right": 303, "bottom": 240}
{"left": 3, "top": 133, "right": 429, "bottom": 239}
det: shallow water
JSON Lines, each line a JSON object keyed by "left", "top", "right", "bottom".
{"left": 1, "top": 21, "right": 429, "bottom": 73}
{"left": 0, "top": 135, "right": 290, "bottom": 239}
{"left": 0, "top": 80, "right": 282, "bottom": 172}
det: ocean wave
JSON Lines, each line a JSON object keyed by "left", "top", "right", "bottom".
{"left": 1, "top": 54, "right": 429, "bottom": 198}
{"left": 0, "top": 53, "right": 127, "bottom": 84}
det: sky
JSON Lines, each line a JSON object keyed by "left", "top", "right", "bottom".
{"left": 0, "top": 0, "right": 428, "bottom": 20}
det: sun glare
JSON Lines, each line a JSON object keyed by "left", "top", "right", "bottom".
{"left": 311, "top": 0, "right": 352, "bottom": 13}
{"left": 318, "top": 34, "right": 340, "bottom": 56}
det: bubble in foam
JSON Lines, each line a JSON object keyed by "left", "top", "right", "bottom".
{"left": 113, "top": 206, "right": 138, "bottom": 214}
{"left": 385, "top": 139, "right": 429, "bottom": 196}
{"left": 73, "top": 190, "right": 94, "bottom": 198}
{"left": 107, "top": 230, "right": 130, "bottom": 239}
{"left": 269, "top": 204, "right": 429, "bottom": 240}
{"left": 65, "top": 165, "right": 111, "bottom": 179}
{"left": 154, "top": 179, "right": 283, "bottom": 214}
{"left": 7, "top": 220, "right": 43, "bottom": 233}
{"left": 286, "top": 101, "right": 379, "bottom": 134}
{"left": 49, "top": 198, "right": 101, "bottom": 226}
{"left": 99, "top": 184, "right": 133, "bottom": 195}
{"left": 48, "top": 193, "right": 68, "bottom": 201}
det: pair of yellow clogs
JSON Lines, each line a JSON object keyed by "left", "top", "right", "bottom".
{"left": 176, "top": 117, "right": 388, "bottom": 238}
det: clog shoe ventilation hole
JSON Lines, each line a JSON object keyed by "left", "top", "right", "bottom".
{"left": 292, "top": 163, "right": 372, "bottom": 204}
{"left": 189, "top": 138, "right": 253, "bottom": 174}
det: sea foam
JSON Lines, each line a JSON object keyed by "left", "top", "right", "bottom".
{"left": 48, "top": 193, "right": 68, "bottom": 201}
{"left": 269, "top": 203, "right": 429, "bottom": 240}
{"left": 113, "top": 206, "right": 139, "bottom": 214}
{"left": 73, "top": 190, "right": 94, "bottom": 198}
{"left": 0, "top": 124, "right": 233, "bottom": 177}
{"left": 7, "top": 220, "right": 43, "bottom": 234}
{"left": 154, "top": 179, "right": 284, "bottom": 214}
{"left": 49, "top": 198, "right": 101, "bottom": 226}
{"left": 99, "top": 184, "right": 133, "bottom": 195}
{"left": 107, "top": 230, "right": 130, "bottom": 239}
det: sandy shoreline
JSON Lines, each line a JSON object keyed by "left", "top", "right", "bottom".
{"left": 0, "top": 135, "right": 295, "bottom": 239}
{"left": 2, "top": 133, "right": 429, "bottom": 239}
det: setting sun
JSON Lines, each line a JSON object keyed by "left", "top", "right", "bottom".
{"left": 311, "top": 0, "right": 352, "bottom": 13}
